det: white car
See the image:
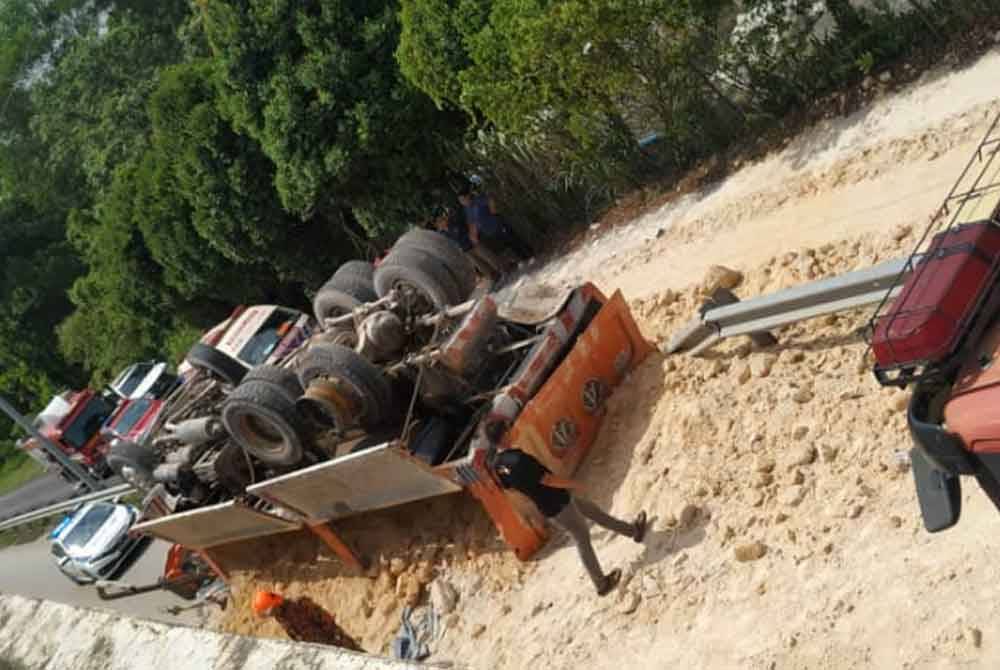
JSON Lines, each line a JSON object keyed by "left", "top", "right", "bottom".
{"left": 49, "top": 502, "right": 144, "bottom": 584}
{"left": 108, "top": 361, "right": 180, "bottom": 401}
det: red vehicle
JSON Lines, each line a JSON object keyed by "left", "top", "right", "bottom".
{"left": 20, "top": 391, "right": 165, "bottom": 481}
{"left": 32, "top": 389, "right": 118, "bottom": 479}
{"left": 102, "top": 397, "right": 165, "bottom": 445}
{"left": 866, "top": 113, "right": 1000, "bottom": 531}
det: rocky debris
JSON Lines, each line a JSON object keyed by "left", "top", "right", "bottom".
{"left": 734, "top": 542, "right": 767, "bottom": 563}
{"left": 879, "top": 71, "right": 892, "bottom": 83}
{"left": 791, "top": 388, "right": 814, "bottom": 404}
{"left": 675, "top": 503, "right": 701, "bottom": 529}
{"left": 968, "top": 627, "right": 983, "bottom": 649}
{"left": 791, "top": 425, "right": 809, "bottom": 440}
{"left": 736, "top": 364, "right": 752, "bottom": 385}
{"left": 891, "top": 223, "right": 912, "bottom": 242}
{"left": 617, "top": 592, "right": 642, "bottom": 615}
{"left": 785, "top": 445, "right": 817, "bottom": 468}
{"left": 471, "top": 624, "right": 486, "bottom": 639}
{"left": 750, "top": 353, "right": 778, "bottom": 378}
{"left": 754, "top": 456, "right": 777, "bottom": 473}
{"left": 819, "top": 444, "right": 839, "bottom": 463}
{"left": 778, "top": 485, "right": 806, "bottom": 508}
{"left": 388, "top": 558, "right": 407, "bottom": 577}
{"left": 430, "top": 580, "right": 459, "bottom": 615}
{"left": 702, "top": 265, "right": 743, "bottom": 292}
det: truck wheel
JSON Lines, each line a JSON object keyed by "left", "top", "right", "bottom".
{"left": 374, "top": 247, "right": 465, "bottom": 311}
{"left": 394, "top": 230, "right": 476, "bottom": 299}
{"left": 186, "top": 342, "right": 247, "bottom": 386}
{"left": 313, "top": 261, "right": 378, "bottom": 323}
{"left": 296, "top": 343, "right": 393, "bottom": 429}
{"left": 243, "top": 365, "right": 303, "bottom": 403}
{"left": 222, "top": 381, "right": 306, "bottom": 466}
{"left": 106, "top": 440, "right": 158, "bottom": 488}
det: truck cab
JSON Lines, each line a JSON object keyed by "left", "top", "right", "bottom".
{"left": 24, "top": 390, "right": 118, "bottom": 479}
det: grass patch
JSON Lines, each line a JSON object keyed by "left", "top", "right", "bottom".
{"left": 0, "top": 516, "right": 58, "bottom": 550}
{"left": 0, "top": 456, "right": 45, "bottom": 497}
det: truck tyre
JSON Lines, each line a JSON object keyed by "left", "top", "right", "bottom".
{"left": 296, "top": 343, "right": 393, "bottom": 429}
{"left": 242, "top": 365, "right": 303, "bottom": 403}
{"left": 186, "top": 342, "right": 247, "bottom": 386}
{"left": 313, "top": 261, "right": 378, "bottom": 324}
{"left": 222, "top": 382, "right": 306, "bottom": 467}
{"left": 394, "top": 230, "right": 476, "bottom": 299}
{"left": 374, "top": 247, "right": 466, "bottom": 311}
{"left": 106, "top": 440, "right": 157, "bottom": 487}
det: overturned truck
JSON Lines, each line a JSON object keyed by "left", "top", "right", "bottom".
{"left": 118, "top": 230, "right": 652, "bottom": 571}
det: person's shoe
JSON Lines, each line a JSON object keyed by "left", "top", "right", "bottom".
{"left": 596, "top": 568, "right": 622, "bottom": 597}
{"left": 633, "top": 511, "right": 648, "bottom": 543}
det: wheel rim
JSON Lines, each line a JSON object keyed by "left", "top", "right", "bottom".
{"left": 236, "top": 412, "right": 292, "bottom": 460}
{"left": 393, "top": 280, "right": 436, "bottom": 315}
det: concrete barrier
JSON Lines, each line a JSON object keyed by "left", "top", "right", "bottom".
{"left": 0, "top": 594, "right": 435, "bottom": 670}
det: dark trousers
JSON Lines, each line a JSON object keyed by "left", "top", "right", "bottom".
{"left": 551, "top": 497, "right": 635, "bottom": 589}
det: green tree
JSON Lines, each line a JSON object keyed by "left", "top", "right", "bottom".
{"left": 200, "top": 0, "right": 467, "bottom": 236}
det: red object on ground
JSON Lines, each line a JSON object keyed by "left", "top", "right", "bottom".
{"left": 873, "top": 221, "right": 1000, "bottom": 370}
{"left": 253, "top": 590, "right": 285, "bottom": 615}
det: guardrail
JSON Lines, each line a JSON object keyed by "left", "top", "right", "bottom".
{"left": 666, "top": 257, "right": 910, "bottom": 355}
{"left": 0, "top": 483, "right": 135, "bottom": 533}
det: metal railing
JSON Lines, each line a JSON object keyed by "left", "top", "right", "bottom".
{"left": 666, "top": 257, "right": 910, "bottom": 355}
{"left": 0, "top": 483, "right": 135, "bottom": 533}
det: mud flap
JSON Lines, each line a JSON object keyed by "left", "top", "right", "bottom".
{"left": 910, "top": 447, "right": 962, "bottom": 532}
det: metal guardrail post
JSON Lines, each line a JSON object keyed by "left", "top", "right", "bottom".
{"left": 666, "top": 257, "right": 911, "bottom": 355}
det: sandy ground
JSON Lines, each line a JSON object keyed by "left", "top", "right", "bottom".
{"left": 214, "top": 47, "right": 1000, "bottom": 669}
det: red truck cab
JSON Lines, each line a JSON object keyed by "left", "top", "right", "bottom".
{"left": 37, "top": 389, "right": 118, "bottom": 477}
{"left": 102, "top": 397, "right": 165, "bottom": 444}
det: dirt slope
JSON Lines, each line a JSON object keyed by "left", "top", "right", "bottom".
{"left": 213, "top": 48, "right": 1000, "bottom": 669}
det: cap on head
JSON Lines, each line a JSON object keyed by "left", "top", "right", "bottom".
{"left": 253, "top": 590, "right": 285, "bottom": 616}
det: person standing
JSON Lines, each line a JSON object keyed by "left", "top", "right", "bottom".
{"left": 431, "top": 206, "right": 503, "bottom": 279}
{"left": 458, "top": 182, "right": 533, "bottom": 262}
{"left": 253, "top": 590, "right": 364, "bottom": 651}
{"left": 490, "top": 447, "right": 647, "bottom": 596}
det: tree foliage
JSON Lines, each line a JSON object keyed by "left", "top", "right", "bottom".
{"left": 1, "top": 0, "right": 999, "bottom": 469}
{"left": 201, "top": 0, "right": 468, "bottom": 236}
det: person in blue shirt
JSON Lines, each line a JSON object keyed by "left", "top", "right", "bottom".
{"left": 430, "top": 205, "right": 503, "bottom": 279}
{"left": 458, "top": 181, "right": 533, "bottom": 263}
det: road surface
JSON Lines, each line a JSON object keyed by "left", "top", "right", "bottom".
{"left": 0, "top": 473, "right": 78, "bottom": 521}
{"left": 0, "top": 536, "right": 209, "bottom": 626}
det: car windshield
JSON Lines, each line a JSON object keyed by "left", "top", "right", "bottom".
{"left": 62, "top": 504, "right": 116, "bottom": 553}
{"left": 109, "top": 398, "right": 153, "bottom": 437}
{"left": 238, "top": 310, "right": 297, "bottom": 366}
{"left": 62, "top": 396, "right": 115, "bottom": 450}
{"left": 114, "top": 363, "right": 153, "bottom": 397}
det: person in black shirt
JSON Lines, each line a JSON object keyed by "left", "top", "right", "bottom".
{"left": 491, "top": 448, "right": 647, "bottom": 596}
